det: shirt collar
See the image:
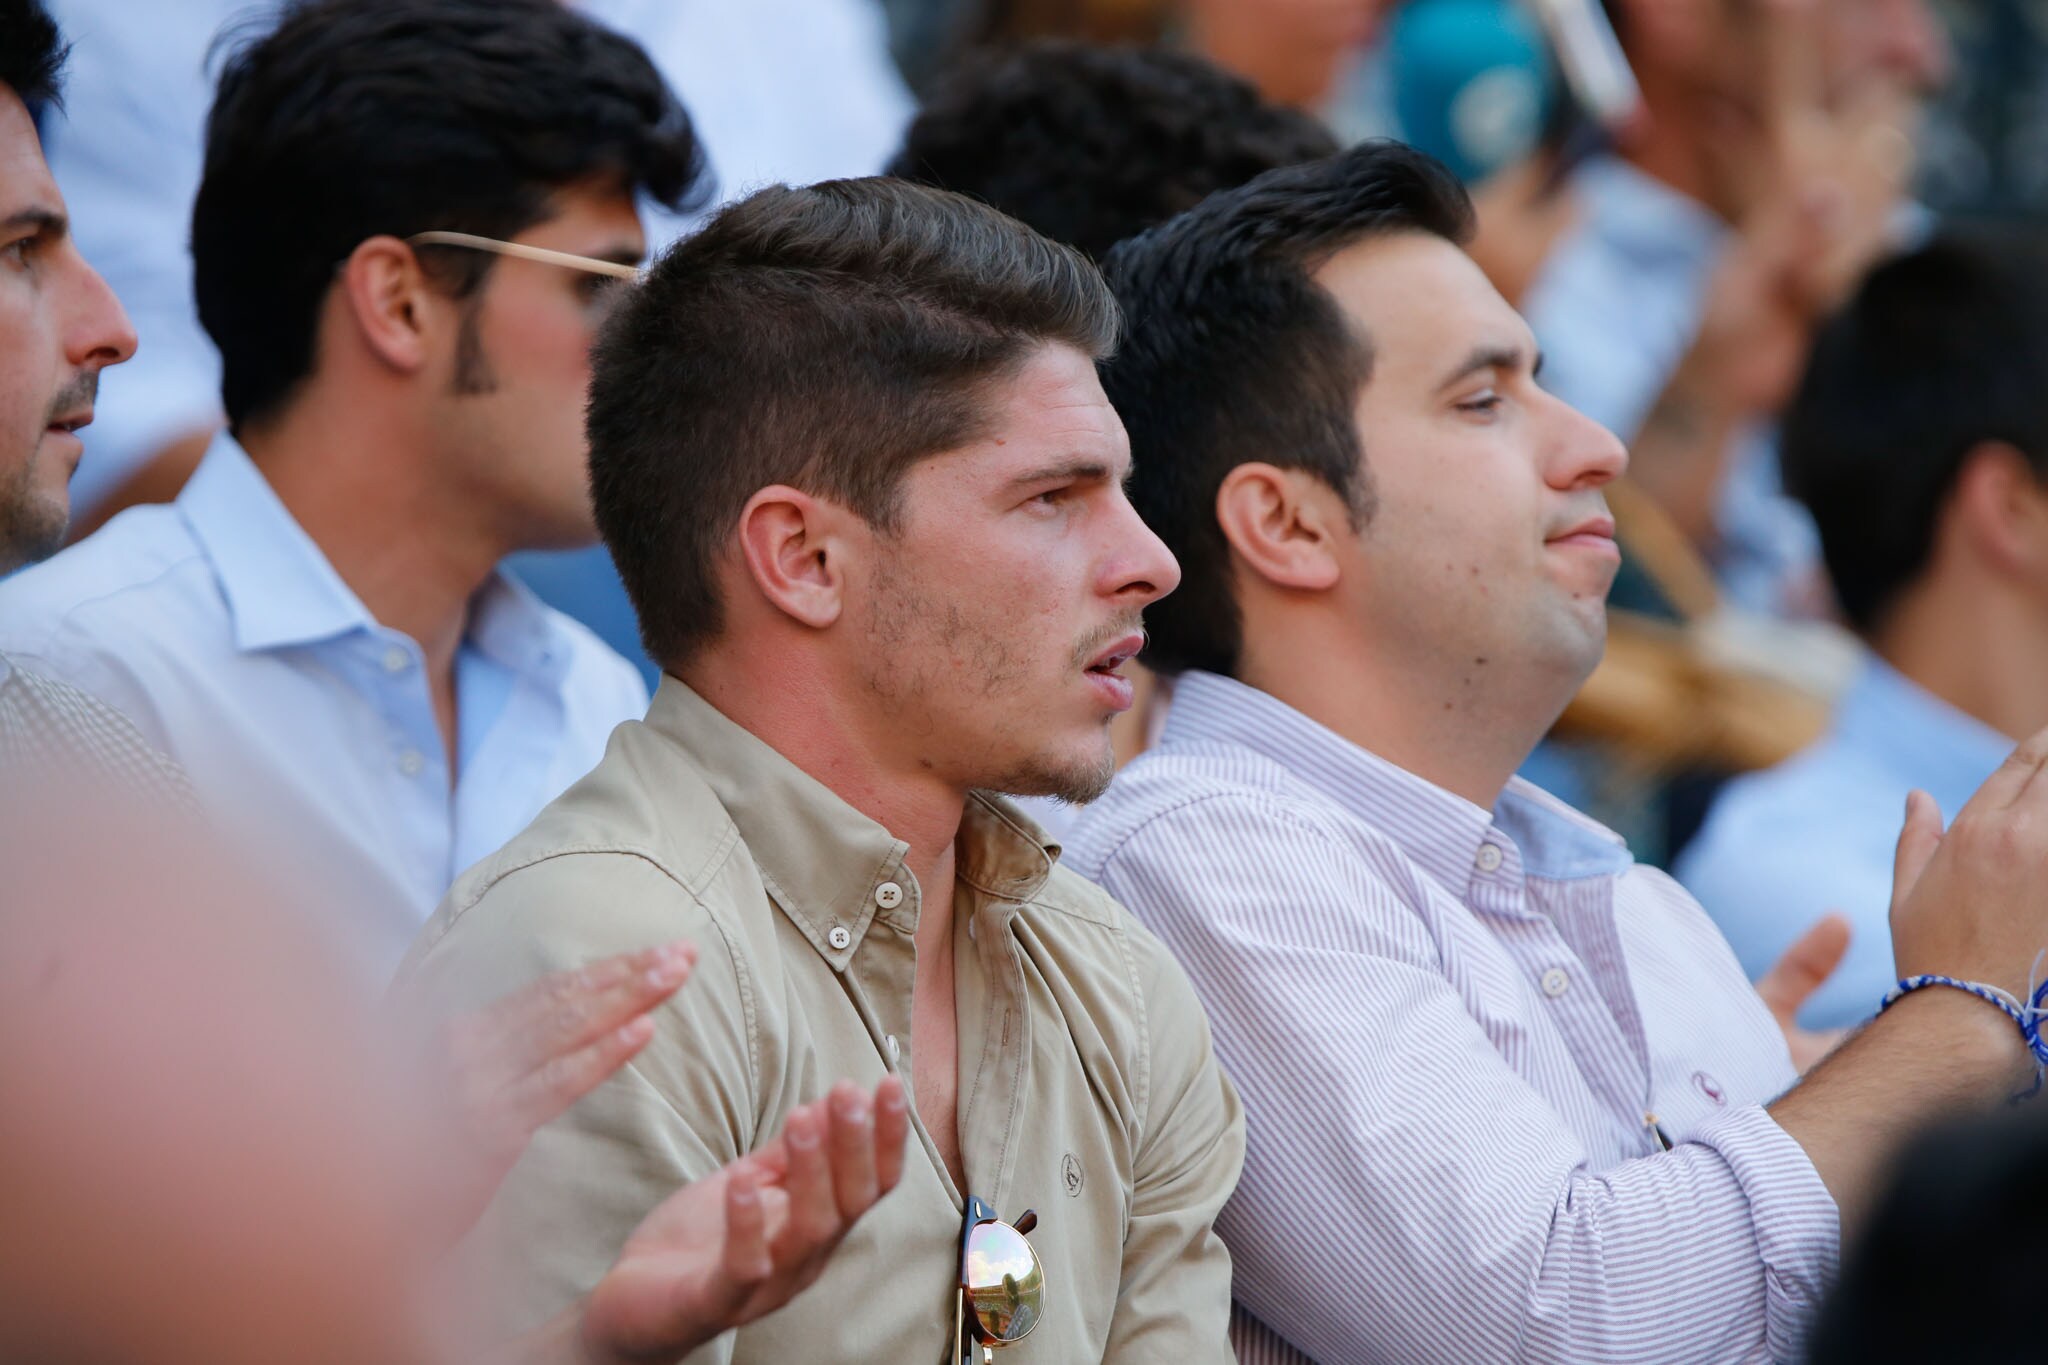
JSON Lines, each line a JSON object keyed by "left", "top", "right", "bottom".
{"left": 642, "top": 676, "right": 1060, "bottom": 963}
{"left": 177, "top": 431, "right": 374, "bottom": 653}
{"left": 177, "top": 430, "right": 569, "bottom": 673}
{"left": 1161, "top": 671, "right": 1630, "bottom": 889}
{"left": 1834, "top": 654, "right": 2014, "bottom": 815}
{"left": 466, "top": 570, "right": 572, "bottom": 679}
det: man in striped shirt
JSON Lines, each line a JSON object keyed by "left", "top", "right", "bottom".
{"left": 1067, "top": 140, "right": 2048, "bottom": 1363}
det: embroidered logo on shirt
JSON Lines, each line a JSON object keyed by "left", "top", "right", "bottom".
{"left": 1063, "top": 1153, "right": 1085, "bottom": 1197}
{"left": 1692, "top": 1071, "right": 1726, "bottom": 1105}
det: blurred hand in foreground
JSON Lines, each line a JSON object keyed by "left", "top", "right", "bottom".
{"left": 427, "top": 941, "right": 698, "bottom": 1245}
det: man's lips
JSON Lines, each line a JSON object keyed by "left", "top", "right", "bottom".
{"left": 1085, "top": 632, "right": 1145, "bottom": 676}
{"left": 45, "top": 407, "right": 92, "bottom": 438}
{"left": 1546, "top": 516, "right": 1619, "bottom": 555}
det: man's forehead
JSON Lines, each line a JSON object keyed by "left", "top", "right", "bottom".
{"left": 1313, "top": 231, "right": 1534, "bottom": 373}
{"left": 919, "top": 343, "right": 1130, "bottom": 488}
{"left": 0, "top": 89, "right": 62, "bottom": 221}
{"left": 994, "top": 344, "right": 1125, "bottom": 446}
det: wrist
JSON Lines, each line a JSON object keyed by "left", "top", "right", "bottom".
{"left": 1880, "top": 980, "right": 2038, "bottom": 1095}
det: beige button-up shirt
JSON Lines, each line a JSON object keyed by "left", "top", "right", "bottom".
{"left": 400, "top": 679, "right": 1244, "bottom": 1363}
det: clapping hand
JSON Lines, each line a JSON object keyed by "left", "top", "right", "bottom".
{"left": 573, "top": 1077, "right": 911, "bottom": 1364}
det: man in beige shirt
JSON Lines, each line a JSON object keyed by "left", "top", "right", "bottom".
{"left": 401, "top": 177, "right": 1245, "bottom": 1363}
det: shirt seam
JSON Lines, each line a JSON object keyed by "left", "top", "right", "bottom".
{"left": 424, "top": 835, "right": 762, "bottom": 1097}
{"left": 1, "top": 540, "right": 212, "bottom": 658}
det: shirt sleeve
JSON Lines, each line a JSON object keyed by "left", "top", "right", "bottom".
{"left": 401, "top": 852, "right": 759, "bottom": 1364}
{"left": 1101, "top": 922, "right": 1247, "bottom": 1364}
{"left": 1095, "top": 795, "right": 1839, "bottom": 1365}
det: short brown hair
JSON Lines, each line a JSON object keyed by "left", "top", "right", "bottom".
{"left": 588, "top": 177, "right": 1121, "bottom": 667}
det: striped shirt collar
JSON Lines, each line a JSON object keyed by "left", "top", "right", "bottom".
{"left": 1161, "top": 670, "right": 1632, "bottom": 889}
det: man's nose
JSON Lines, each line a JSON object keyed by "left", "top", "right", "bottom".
{"left": 1546, "top": 394, "right": 1628, "bottom": 489}
{"left": 65, "top": 252, "right": 138, "bottom": 372}
{"left": 1107, "top": 498, "right": 1182, "bottom": 606}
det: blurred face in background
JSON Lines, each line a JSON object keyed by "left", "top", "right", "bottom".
{"left": 1616, "top": 0, "right": 1951, "bottom": 218}
{"left": 426, "top": 179, "right": 645, "bottom": 553}
{"left": 1184, "top": 0, "right": 1386, "bottom": 106}
{"left": 0, "top": 85, "right": 134, "bottom": 573}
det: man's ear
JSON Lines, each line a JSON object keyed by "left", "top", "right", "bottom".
{"left": 734, "top": 484, "right": 848, "bottom": 630}
{"left": 1952, "top": 441, "right": 2048, "bottom": 579}
{"left": 1215, "top": 462, "right": 1346, "bottom": 592}
{"left": 336, "top": 235, "right": 436, "bottom": 376}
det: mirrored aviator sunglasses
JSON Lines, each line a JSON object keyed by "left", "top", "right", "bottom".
{"left": 954, "top": 1196, "right": 1044, "bottom": 1364}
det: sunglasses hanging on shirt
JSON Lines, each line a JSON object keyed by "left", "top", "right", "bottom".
{"left": 954, "top": 1196, "right": 1044, "bottom": 1364}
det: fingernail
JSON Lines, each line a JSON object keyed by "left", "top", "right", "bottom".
{"left": 787, "top": 1114, "right": 819, "bottom": 1149}
{"left": 731, "top": 1183, "right": 758, "bottom": 1205}
{"left": 838, "top": 1094, "right": 869, "bottom": 1124}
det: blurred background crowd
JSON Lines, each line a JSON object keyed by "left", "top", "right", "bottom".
{"left": 27, "top": 0, "right": 2040, "bottom": 1025}
{"left": 15, "top": 0, "right": 2048, "bottom": 1358}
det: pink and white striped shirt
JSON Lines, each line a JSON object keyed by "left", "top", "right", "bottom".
{"left": 1064, "top": 670, "right": 1840, "bottom": 1364}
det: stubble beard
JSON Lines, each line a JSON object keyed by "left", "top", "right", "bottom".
{"left": 858, "top": 559, "right": 1126, "bottom": 806}
{"left": 0, "top": 435, "right": 70, "bottom": 575}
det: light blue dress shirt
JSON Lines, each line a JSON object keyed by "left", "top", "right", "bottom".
{"left": 1520, "top": 156, "right": 1822, "bottom": 614}
{"left": 0, "top": 434, "right": 648, "bottom": 980}
{"left": 42, "top": 0, "right": 912, "bottom": 683}
{"left": 1677, "top": 657, "right": 2012, "bottom": 1029}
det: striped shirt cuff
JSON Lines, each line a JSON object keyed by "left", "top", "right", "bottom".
{"left": 1689, "top": 1103, "right": 1841, "bottom": 1361}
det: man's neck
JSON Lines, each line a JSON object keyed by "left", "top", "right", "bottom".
{"left": 237, "top": 401, "right": 503, "bottom": 687}
{"left": 680, "top": 651, "right": 969, "bottom": 928}
{"left": 1236, "top": 622, "right": 1569, "bottom": 812}
{"left": 1875, "top": 573, "right": 2048, "bottom": 744}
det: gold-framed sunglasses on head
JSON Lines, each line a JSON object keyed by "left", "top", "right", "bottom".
{"left": 954, "top": 1196, "right": 1044, "bottom": 1364}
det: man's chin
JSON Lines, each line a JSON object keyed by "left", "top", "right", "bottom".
{"left": 985, "top": 741, "right": 1117, "bottom": 807}
{"left": 0, "top": 485, "right": 71, "bottom": 574}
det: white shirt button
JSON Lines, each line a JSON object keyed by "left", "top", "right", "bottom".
{"left": 827, "top": 924, "right": 852, "bottom": 950}
{"left": 1475, "top": 843, "right": 1504, "bottom": 873}
{"left": 874, "top": 881, "right": 904, "bottom": 910}
{"left": 381, "top": 646, "right": 410, "bottom": 674}
{"left": 1541, "top": 967, "right": 1571, "bottom": 998}
{"left": 886, "top": 1034, "right": 901, "bottom": 1063}
{"left": 397, "top": 748, "right": 426, "bottom": 777}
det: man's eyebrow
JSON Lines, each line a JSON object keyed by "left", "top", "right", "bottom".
{"left": 1, "top": 207, "right": 67, "bottom": 238}
{"left": 1435, "top": 343, "right": 1532, "bottom": 392}
{"left": 1006, "top": 457, "right": 1118, "bottom": 488}
{"left": 591, "top": 240, "right": 644, "bottom": 268}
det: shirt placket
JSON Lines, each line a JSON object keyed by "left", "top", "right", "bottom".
{"left": 342, "top": 630, "right": 451, "bottom": 907}
{"left": 1472, "top": 836, "right": 1657, "bottom": 1159}
{"left": 953, "top": 887, "right": 1032, "bottom": 1216}
{"left": 832, "top": 862, "right": 963, "bottom": 1205}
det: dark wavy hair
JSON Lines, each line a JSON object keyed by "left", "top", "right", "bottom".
{"left": 889, "top": 41, "right": 1337, "bottom": 262}
{"left": 192, "top": 0, "right": 707, "bottom": 428}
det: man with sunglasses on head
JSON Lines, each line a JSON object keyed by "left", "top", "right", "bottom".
{"left": 400, "top": 177, "right": 1245, "bottom": 1363}
{"left": 1065, "top": 140, "right": 2048, "bottom": 1364}
{"left": 0, "top": 0, "right": 690, "bottom": 980}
